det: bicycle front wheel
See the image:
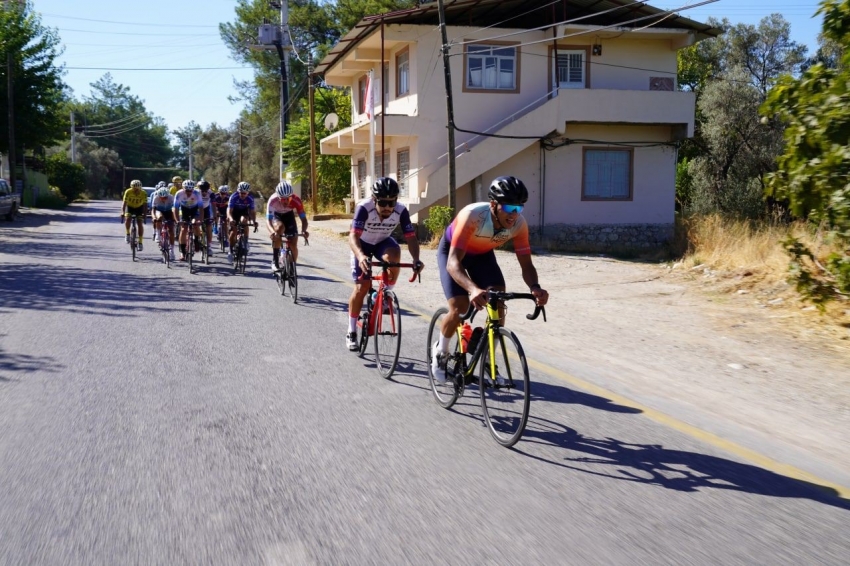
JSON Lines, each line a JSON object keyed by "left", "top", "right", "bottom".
{"left": 130, "top": 224, "right": 137, "bottom": 262}
{"left": 373, "top": 291, "right": 401, "bottom": 379}
{"left": 426, "top": 308, "right": 459, "bottom": 409}
{"left": 479, "top": 328, "right": 531, "bottom": 448}
{"left": 187, "top": 237, "right": 194, "bottom": 274}
{"left": 275, "top": 269, "right": 285, "bottom": 295}
{"left": 286, "top": 252, "right": 298, "bottom": 303}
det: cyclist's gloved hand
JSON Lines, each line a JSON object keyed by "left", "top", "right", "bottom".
{"left": 119, "top": 214, "right": 124, "bottom": 222}
{"left": 414, "top": 260, "right": 424, "bottom": 273}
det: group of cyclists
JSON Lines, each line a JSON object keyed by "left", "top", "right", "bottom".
{"left": 122, "top": 175, "right": 306, "bottom": 266}
{"left": 122, "top": 172, "right": 550, "bottom": 369}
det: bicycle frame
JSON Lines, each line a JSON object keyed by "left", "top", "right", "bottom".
{"left": 362, "top": 261, "right": 419, "bottom": 337}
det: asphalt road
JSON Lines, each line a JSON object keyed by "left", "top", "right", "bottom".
{"left": 1, "top": 201, "right": 848, "bottom": 565}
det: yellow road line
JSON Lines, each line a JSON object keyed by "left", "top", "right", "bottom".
{"left": 308, "top": 259, "right": 850, "bottom": 500}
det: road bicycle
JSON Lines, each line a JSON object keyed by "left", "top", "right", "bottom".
{"left": 426, "top": 290, "right": 546, "bottom": 447}
{"left": 178, "top": 219, "right": 202, "bottom": 274}
{"left": 158, "top": 219, "right": 174, "bottom": 267}
{"left": 124, "top": 214, "right": 142, "bottom": 262}
{"left": 357, "top": 260, "right": 420, "bottom": 379}
{"left": 232, "top": 220, "right": 257, "bottom": 275}
{"left": 216, "top": 215, "right": 229, "bottom": 252}
{"left": 274, "top": 233, "right": 309, "bottom": 303}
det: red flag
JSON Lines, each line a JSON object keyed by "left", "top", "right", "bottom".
{"left": 365, "top": 72, "right": 374, "bottom": 120}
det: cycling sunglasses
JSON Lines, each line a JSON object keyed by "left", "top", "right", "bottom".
{"left": 500, "top": 204, "right": 524, "bottom": 214}
{"left": 376, "top": 199, "right": 397, "bottom": 208}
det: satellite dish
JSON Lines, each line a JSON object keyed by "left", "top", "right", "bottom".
{"left": 323, "top": 112, "right": 339, "bottom": 131}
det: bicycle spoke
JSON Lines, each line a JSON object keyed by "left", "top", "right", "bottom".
{"left": 426, "top": 308, "right": 460, "bottom": 408}
{"left": 374, "top": 291, "right": 401, "bottom": 379}
{"left": 479, "top": 328, "right": 530, "bottom": 448}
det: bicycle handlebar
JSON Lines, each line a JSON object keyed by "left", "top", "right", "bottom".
{"left": 459, "top": 290, "right": 547, "bottom": 323}
{"left": 368, "top": 260, "right": 422, "bottom": 283}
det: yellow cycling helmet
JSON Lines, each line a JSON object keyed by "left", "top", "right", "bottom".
{"left": 172, "top": 175, "right": 183, "bottom": 185}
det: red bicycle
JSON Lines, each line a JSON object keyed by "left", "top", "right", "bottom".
{"left": 357, "top": 260, "right": 420, "bottom": 379}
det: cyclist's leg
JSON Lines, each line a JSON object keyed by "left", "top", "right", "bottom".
{"left": 270, "top": 217, "right": 285, "bottom": 268}
{"left": 436, "top": 234, "right": 468, "bottom": 341}
{"left": 376, "top": 237, "right": 401, "bottom": 286}
{"left": 136, "top": 213, "right": 144, "bottom": 240}
{"left": 204, "top": 206, "right": 213, "bottom": 247}
{"left": 282, "top": 212, "right": 299, "bottom": 263}
{"left": 347, "top": 243, "right": 375, "bottom": 344}
{"left": 123, "top": 211, "right": 131, "bottom": 236}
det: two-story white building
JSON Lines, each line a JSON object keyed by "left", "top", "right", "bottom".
{"left": 317, "top": 0, "right": 719, "bottom": 247}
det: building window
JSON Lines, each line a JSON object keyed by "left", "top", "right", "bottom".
{"left": 397, "top": 149, "right": 410, "bottom": 198}
{"left": 465, "top": 44, "right": 518, "bottom": 92}
{"left": 554, "top": 50, "right": 586, "bottom": 89}
{"left": 396, "top": 49, "right": 409, "bottom": 96}
{"left": 375, "top": 151, "right": 390, "bottom": 178}
{"left": 358, "top": 76, "right": 368, "bottom": 115}
{"left": 357, "top": 159, "right": 367, "bottom": 198}
{"left": 582, "top": 148, "right": 632, "bottom": 200}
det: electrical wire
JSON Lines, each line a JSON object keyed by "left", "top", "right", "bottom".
{"left": 451, "top": 0, "right": 564, "bottom": 42}
{"left": 450, "top": 0, "right": 651, "bottom": 46}
{"left": 41, "top": 12, "right": 218, "bottom": 28}
{"left": 65, "top": 66, "right": 249, "bottom": 71}
{"left": 448, "top": 0, "right": 719, "bottom": 54}
{"left": 82, "top": 111, "right": 149, "bottom": 129}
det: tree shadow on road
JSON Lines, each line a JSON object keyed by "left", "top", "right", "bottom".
{"left": 0, "top": 263, "right": 242, "bottom": 316}
{"left": 0, "top": 347, "right": 63, "bottom": 381}
{"left": 516, "top": 416, "right": 850, "bottom": 511}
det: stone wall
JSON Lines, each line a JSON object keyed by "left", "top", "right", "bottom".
{"left": 532, "top": 223, "right": 674, "bottom": 250}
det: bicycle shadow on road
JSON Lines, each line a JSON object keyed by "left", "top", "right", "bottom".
{"left": 530, "top": 380, "right": 642, "bottom": 414}
{"left": 517, "top": 416, "right": 850, "bottom": 511}
{"left": 294, "top": 295, "right": 349, "bottom": 312}
{"left": 0, "top": 263, "right": 242, "bottom": 316}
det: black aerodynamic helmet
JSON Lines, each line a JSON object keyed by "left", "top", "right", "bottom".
{"left": 488, "top": 175, "right": 528, "bottom": 204}
{"left": 371, "top": 176, "right": 400, "bottom": 199}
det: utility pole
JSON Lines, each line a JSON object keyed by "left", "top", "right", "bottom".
{"left": 188, "top": 137, "right": 194, "bottom": 181}
{"left": 5, "top": 0, "right": 17, "bottom": 195}
{"left": 437, "top": 0, "right": 456, "bottom": 213}
{"left": 238, "top": 120, "right": 243, "bottom": 181}
{"left": 272, "top": 0, "right": 290, "bottom": 182}
{"left": 70, "top": 111, "right": 76, "bottom": 163}
{"left": 308, "top": 51, "right": 317, "bottom": 213}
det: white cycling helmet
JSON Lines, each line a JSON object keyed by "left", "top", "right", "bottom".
{"left": 130, "top": 179, "right": 142, "bottom": 189}
{"left": 156, "top": 188, "right": 169, "bottom": 198}
{"left": 237, "top": 181, "right": 250, "bottom": 193}
{"left": 182, "top": 180, "right": 196, "bottom": 190}
{"left": 275, "top": 181, "right": 293, "bottom": 198}
{"left": 218, "top": 185, "right": 229, "bottom": 194}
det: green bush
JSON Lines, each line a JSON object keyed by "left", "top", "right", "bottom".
{"left": 45, "top": 154, "right": 86, "bottom": 202}
{"left": 423, "top": 206, "right": 454, "bottom": 239}
{"left": 36, "top": 186, "right": 68, "bottom": 209}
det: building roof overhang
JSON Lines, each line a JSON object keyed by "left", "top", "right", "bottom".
{"left": 317, "top": 0, "right": 721, "bottom": 77}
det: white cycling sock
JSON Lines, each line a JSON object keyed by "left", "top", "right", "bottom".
{"left": 384, "top": 284, "right": 395, "bottom": 291}
{"left": 348, "top": 317, "right": 358, "bottom": 333}
{"left": 438, "top": 334, "right": 451, "bottom": 353}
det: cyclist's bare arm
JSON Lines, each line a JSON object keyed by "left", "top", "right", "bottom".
{"left": 517, "top": 253, "right": 549, "bottom": 306}
{"left": 348, "top": 231, "right": 372, "bottom": 274}
{"left": 447, "top": 246, "right": 488, "bottom": 309}
{"left": 404, "top": 234, "right": 423, "bottom": 272}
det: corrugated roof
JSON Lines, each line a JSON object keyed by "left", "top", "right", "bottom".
{"left": 317, "top": 0, "right": 721, "bottom": 76}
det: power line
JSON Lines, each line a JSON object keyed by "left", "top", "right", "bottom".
{"left": 83, "top": 111, "right": 148, "bottom": 129}
{"left": 65, "top": 66, "right": 249, "bottom": 71}
{"left": 43, "top": 13, "right": 218, "bottom": 28}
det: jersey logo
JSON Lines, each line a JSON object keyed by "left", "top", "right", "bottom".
{"left": 491, "top": 229, "right": 511, "bottom": 244}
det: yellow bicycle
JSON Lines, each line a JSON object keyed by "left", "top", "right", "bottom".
{"left": 426, "top": 290, "right": 546, "bottom": 447}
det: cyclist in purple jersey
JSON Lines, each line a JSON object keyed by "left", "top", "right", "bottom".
{"left": 227, "top": 181, "right": 257, "bottom": 263}
{"left": 345, "top": 177, "right": 423, "bottom": 351}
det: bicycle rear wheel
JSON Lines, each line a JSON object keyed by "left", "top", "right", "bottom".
{"left": 275, "top": 269, "right": 285, "bottom": 295}
{"left": 373, "top": 291, "right": 401, "bottom": 379}
{"left": 426, "top": 308, "right": 460, "bottom": 409}
{"left": 479, "top": 328, "right": 531, "bottom": 448}
{"left": 286, "top": 251, "right": 298, "bottom": 303}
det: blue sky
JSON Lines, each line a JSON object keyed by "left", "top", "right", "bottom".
{"left": 34, "top": 0, "right": 826, "bottom": 140}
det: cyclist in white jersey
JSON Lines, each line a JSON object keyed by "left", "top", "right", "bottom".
{"left": 197, "top": 179, "right": 215, "bottom": 255}
{"left": 173, "top": 180, "right": 204, "bottom": 262}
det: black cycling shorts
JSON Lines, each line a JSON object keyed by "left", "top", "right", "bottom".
{"left": 436, "top": 233, "right": 505, "bottom": 299}
{"left": 154, "top": 209, "right": 175, "bottom": 222}
{"left": 179, "top": 207, "right": 199, "bottom": 224}
{"left": 272, "top": 211, "right": 298, "bottom": 237}
{"left": 126, "top": 205, "right": 145, "bottom": 217}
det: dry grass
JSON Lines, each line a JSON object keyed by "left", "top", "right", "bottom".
{"left": 671, "top": 214, "right": 850, "bottom": 345}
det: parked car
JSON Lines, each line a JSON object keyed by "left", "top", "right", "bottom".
{"left": 0, "top": 179, "right": 21, "bottom": 220}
